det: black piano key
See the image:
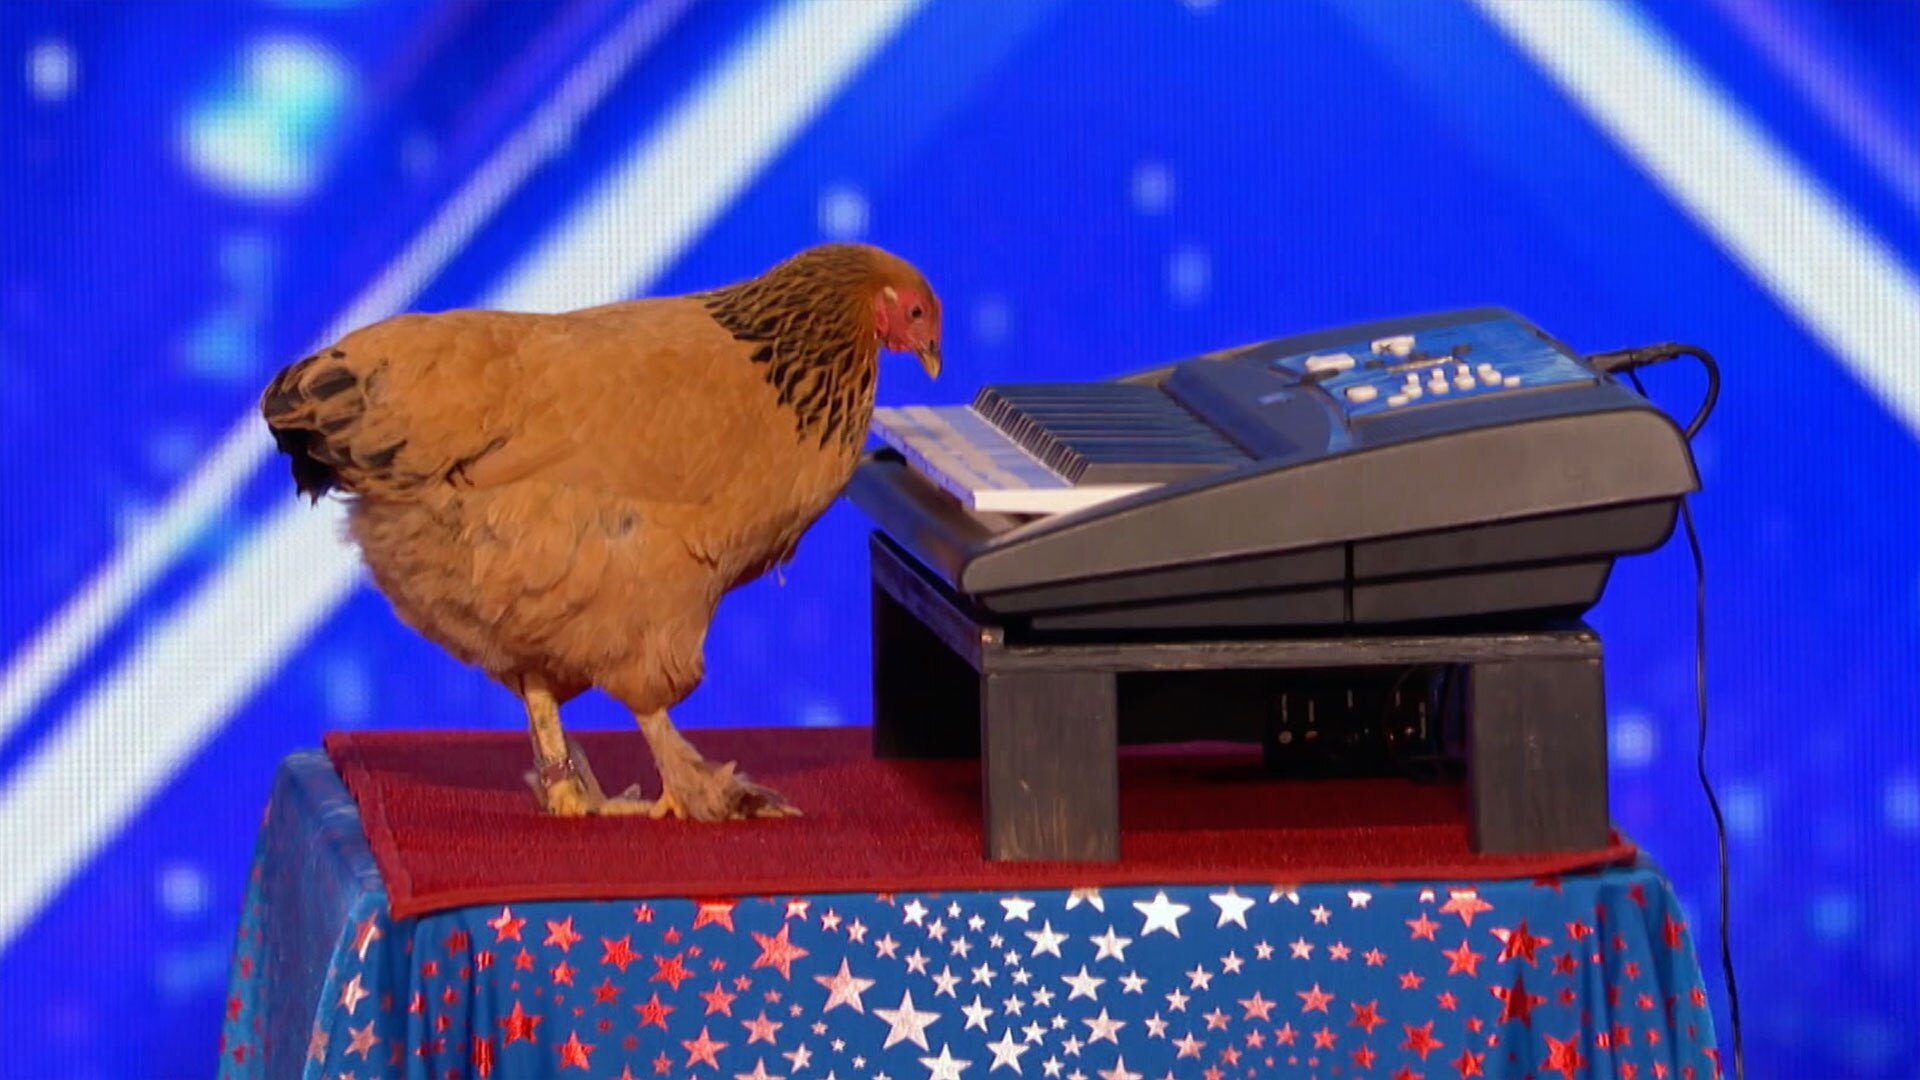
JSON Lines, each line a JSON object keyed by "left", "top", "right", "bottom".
{"left": 972, "top": 381, "right": 1250, "bottom": 486}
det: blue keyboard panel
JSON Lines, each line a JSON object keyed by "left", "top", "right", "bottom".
{"left": 1265, "top": 316, "right": 1596, "bottom": 423}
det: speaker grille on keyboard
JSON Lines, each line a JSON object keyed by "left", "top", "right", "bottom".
{"left": 972, "top": 382, "right": 1250, "bottom": 485}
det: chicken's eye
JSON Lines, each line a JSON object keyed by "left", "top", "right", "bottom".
{"left": 909, "top": 304, "right": 924, "bottom": 320}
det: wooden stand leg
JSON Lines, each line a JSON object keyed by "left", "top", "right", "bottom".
{"left": 980, "top": 671, "right": 1120, "bottom": 861}
{"left": 871, "top": 581, "right": 980, "bottom": 759}
{"left": 1464, "top": 658, "right": 1610, "bottom": 853}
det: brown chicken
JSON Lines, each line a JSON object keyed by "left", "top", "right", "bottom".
{"left": 260, "top": 243, "right": 941, "bottom": 820}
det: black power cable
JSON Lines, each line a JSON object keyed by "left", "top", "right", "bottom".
{"left": 1587, "top": 342, "right": 1740, "bottom": 1080}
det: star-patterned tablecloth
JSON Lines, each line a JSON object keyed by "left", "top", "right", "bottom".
{"left": 220, "top": 750, "right": 1719, "bottom": 1080}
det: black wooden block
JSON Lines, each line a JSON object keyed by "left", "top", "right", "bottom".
{"left": 1464, "top": 657, "right": 1610, "bottom": 853}
{"left": 980, "top": 671, "right": 1119, "bottom": 861}
{"left": 871, "top": 581, "right": 979, "bottom": 759}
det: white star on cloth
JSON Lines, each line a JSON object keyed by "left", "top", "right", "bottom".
{"left": 1025, "top": 921, "right": 1068, "bottom": 958}
{"left": 1133, "top": 892, "right": 1190, "bottom": 937}
{"left": 1000, "top": 898, "right": 1035, "bottom": 922}
{"left": 815, "top": 958, "right": 876, "bottom": 1013}
{"left": 1061, "top": 966, "right": 1105, "bottom": 1001}
{"left": 735, "top": 1059, "right": 786, "bottom": 1080}
{"left": 1081, "top": 1008, "right": 1125, "bottom": 1044}
{"left": 1088, "top": 927, "right": 1132, "bottom": 961}
{"left": 1065, "top": 888, "right": 1104, "bottom": 911}
{"left": 986, "top": 1028, "right": 1030, "bottom": 1073}
{"left": 876, "top": 989, "right": 942, "bottom": 1050}
{"left": 1208, "top": 889, "right": 1256, "bottom": 929}
{"left": 1097, "top": 1057, "right": 1142, "bottom": 1080}
{"left": 920, "top": 1043, "right": 972, "bottom": 1080}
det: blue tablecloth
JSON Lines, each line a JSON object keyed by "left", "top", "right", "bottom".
{"left": 220, "top": 750, "right": 1718, "bottom": 1080}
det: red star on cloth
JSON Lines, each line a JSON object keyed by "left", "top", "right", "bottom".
{"left": 1402, "top": 1021, "right": 1443, "bottom": 1060}
{"left": 345, "top": 1021, "right": 380, "bottom": 1060}
{"left": 742, "top": 1010, "right": 783, "bottom": 1044}
{"left": 557, "top": 1030, "right": 594, "bottom": 1071}
{"left": 601, "top": 935, "right": 640, "bottom": 972}
{"left": 1491, "top": 921, "right": 1551, "bottom": 966}
{"left": 1440, "top": 890, "right": 1494, "bottom": 927}
{"left": 634, "top": 991, "right": 675, "bottom": 1029}
{"left": 1451, "top": 1048, "right": 1485, "bottom": 1077}
{"left": 591, "top": 978, "right": 622, "bottom": 1005}
{"left": 1442, "top": 942, "right": 1483, "bottom": 977}
{"left": 1662, "top": 914, "right": 1688, "bottom": 949}
{"left": 1542, "top": 1035, "right": 1586, "bottom": 1079}
{"left": 544, "top": 918, "right": 583, "bottom": 952}
{"left": 551, "top": 961, "right": 576, "bottom": 986}
{"left": 693, "top": 899, "right": 738, "bottom": 931}
{"left": 442, "top": 929, "right": 470, "bottom": 956}
{"left": 470, "top": 1036, "right": 494, "bottom": 1079}
{"left": 751, "top": 924, "right": 810, "bottom": 980}
{"left": 1391, "top": 1068, "right": 1420, "bottom": 1080}
{"left": 1297, "top": 984, "right": 1335, "bottom": 1014}
{"left": 351, "top": 914, "right": 383, "bottom": 960}
{"left": 499, "top": 1000, "right": 542, "bottom": 1045}
{"left": 1399, "top": 971, "right": 1425, "bottom": 990}
{"left": 700, "top": 981, "right": 739, "bottom": 1015}
{"left": 1490, "top": 973, "right": 1545, "bottom": 1027}
{"left": 651, "top": 952, "right": 694, "bottom": 991}
{"left": 682, "top": 1026, "right": 729, "bottom": 1069}
{"left": 1347, "top": 1000, "right": 1384, "bottom": 1035}
{"left": 1350, "top": 1044, "right": 1376, "bottom": 1070}
{"left": 1311, "top": 1025, "right": 1338, "bottom": 1050}
{"left": 1406, "top": 914, "right": 1441, "bottom": 941}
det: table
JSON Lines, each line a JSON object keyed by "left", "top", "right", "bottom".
{"left": 220, "top": 748, "right": 1718, "bottom": 1080}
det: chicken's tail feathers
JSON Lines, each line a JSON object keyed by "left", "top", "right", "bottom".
{"left": 260, "top": 348, "right": 376, "bottom": 502}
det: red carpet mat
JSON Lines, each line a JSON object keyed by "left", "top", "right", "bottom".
{"left": 324, "top": 726, "right": 1636, "bottom": 919}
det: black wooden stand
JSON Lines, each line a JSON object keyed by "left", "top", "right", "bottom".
{"left": 868, "top": 533, "right": 1611, "bottom": 862}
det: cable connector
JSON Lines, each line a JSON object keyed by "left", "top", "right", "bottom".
{"left": 1585, "top": 342, "right": 1721, "bottom": 440}
{"left": 1586, "top": 342, "right": 1695, "bottom": 375}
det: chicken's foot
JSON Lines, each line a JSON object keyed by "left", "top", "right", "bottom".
{"left": 634, "top": 709, "right": 800, "bottom": 820}
{"left": 518, "top": 674, "right": 657, "bottom": 816}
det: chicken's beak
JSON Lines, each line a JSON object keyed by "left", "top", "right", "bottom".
{"left": 914, "top": 340, "right": 941, "bottom": 379}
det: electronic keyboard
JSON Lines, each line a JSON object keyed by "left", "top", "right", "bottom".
{"left": 848, "top": 307, "right": 1699, "bottom": 635}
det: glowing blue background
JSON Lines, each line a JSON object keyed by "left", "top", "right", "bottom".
{"left": 1, "top": 1, "right": 1915, "bottom": 1076}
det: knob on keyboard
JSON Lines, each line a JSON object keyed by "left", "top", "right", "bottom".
{"left": 971, "top": 383, "right": 1249, "bottom": 485}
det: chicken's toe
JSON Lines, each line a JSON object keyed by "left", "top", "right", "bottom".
{"left": 597, "top": 796, "right": 658, "bottom": 816}
{"left": 526, "top": 767, "right": 598, "bottom": 816}
{"left": 659, "top": 758, "right": 800, "bottom": 821}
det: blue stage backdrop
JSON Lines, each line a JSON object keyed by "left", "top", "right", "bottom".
{"left": 1, "top": 1, "right": 1915, "bottom": 1077}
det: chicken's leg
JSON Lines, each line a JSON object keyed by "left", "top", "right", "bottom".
{"left": 633, "top": 709, "right": 800, "bottom": 821}
{"left": 518, "top": 673, "right": 657, "bottom": 816}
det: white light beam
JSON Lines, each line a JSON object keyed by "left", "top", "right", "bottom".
{"left": 0, "top": 0, "right": 697, "bottom": 756}
{"left": 1470, "top": 0, "right": 1920, "bottom": 434}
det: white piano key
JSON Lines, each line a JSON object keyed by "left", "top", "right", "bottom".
{"left": 869, "top": 406, "right": 1158, "bottom": 516}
